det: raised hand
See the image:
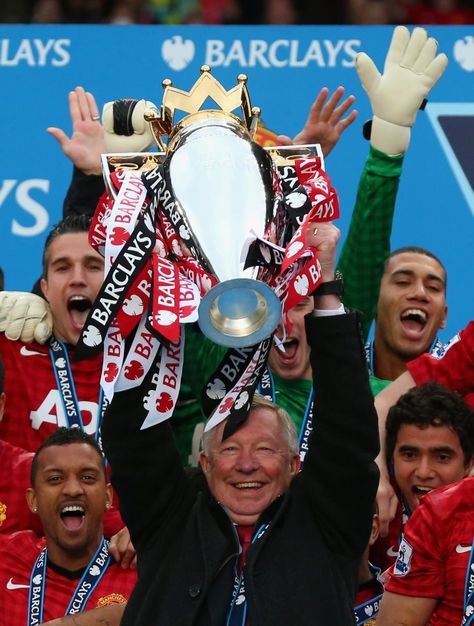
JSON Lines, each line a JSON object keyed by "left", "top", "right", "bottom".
{"left": 278, "top": 86, "right": 358, "bottom": 156}
{"left": 356, "top": 26, "right": 448, "bottom": 154}
{"left": 47, "top": 86, "right": 105, "bottom": 175}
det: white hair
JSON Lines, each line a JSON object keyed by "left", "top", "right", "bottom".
{"left": 201, "top": 393, "right": 299, "bottom": 456}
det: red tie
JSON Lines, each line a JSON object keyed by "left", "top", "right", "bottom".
{"left": 236, "top": 525, "right": 254, "bottom": 574}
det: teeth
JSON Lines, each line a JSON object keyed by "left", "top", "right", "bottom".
{"left": 273, "top": 336, "right": 286, "bottom": 353}
{"left": 402, "top": 309, "right": 427, "bottom": 322}
{"left": 61, "top": 505, "right": 85, "bottom": 514}
{"left": 414, "top": 486, "right": 432, "bottom": 493}
{"left": 235, "top": 482, "right": 262, "bottom": 489}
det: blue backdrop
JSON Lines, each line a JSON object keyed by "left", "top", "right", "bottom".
{"left": 0, "top": 25, "right": 472, "bottom": 340}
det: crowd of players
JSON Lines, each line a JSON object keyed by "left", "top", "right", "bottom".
{"left": 0, "top": 24, "right": 473, "bottom": 626}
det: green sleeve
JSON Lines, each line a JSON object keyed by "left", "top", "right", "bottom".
{"left": 337, "top": 145, "right": 404, "bottom": 341}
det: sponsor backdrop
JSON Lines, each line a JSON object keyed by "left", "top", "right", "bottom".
{"left": 0, "top": 25, "right": 473, "bottom": 340}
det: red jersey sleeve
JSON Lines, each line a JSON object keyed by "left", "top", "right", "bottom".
{"left": 0, "top": 440, "right": 43, "bottom": 535}
{"left": 385, "top": 496, "right": 443, "bottom": 599}
{"left": 407, "top": 321, "right": 474, "bottom": 409}
{"left": 385, "top": 478, "right": 474, "bottom": 626}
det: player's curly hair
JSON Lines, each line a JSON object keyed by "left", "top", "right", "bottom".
{"left": 386, "top": 381, "right": 474, "bottom": 466}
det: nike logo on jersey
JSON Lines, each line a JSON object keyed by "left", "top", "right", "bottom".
{"left": 386, "top": 546, "right": 399, "bottom": 557}
{"left": 6, "top": 578, "right": 30, "bottom": 590}
{"left": 455, "top": 544, "right": 472, "bottom": 554}
{"left": 20, "top": 346, "right": 46, "bottom": 357}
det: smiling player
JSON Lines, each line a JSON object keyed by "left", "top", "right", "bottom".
{"left": 0, "top": 215, "right": 107, "bottom": 453}
{"left": 0, "top": 427, "right": 136, "bottom": 625}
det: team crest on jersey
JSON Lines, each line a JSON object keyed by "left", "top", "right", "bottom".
{"left": 96, "top": 593, "right": 127, "bottom": 606}
{"left": 393, "top": 536, "right": 413, "bottom": 576}
{"left": 0, "top": 502, "right": 6, "bottom": 527}
{"left": 431, "top": 332, "right": 460, "bottom": 360}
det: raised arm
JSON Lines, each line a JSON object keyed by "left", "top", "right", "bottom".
{"left": 303, "top": 224, "right": 380, "bottom": 556}
{"left": 100, "top": 360, "right": 191, "bottom": 551}
{"left": 338, "top": 26, "right": 448, "bottom": 340}
{"left": 48, "top": 87, "right": 156, "bottom": 218}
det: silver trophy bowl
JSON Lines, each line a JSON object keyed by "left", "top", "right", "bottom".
{"left": 167, "top": 113, "right": 281, "bottom": 347}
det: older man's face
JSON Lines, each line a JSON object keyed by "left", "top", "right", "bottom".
{"left": 200, "top": 407, "right": 300, "bottom": 526}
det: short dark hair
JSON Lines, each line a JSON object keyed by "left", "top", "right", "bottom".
{"left": 30, "top": 427, "right": 106, "bottom": 486}
{"left": 42, "top": 214, "right": 92, "bottom": 278}
{"left": 384, "top": 246, "right": 447, "bottom": 290}
{"left": 386, "top": 381, "right": 474, "bottom": 466}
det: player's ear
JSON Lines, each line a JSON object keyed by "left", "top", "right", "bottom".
{"left": 199, "top": 451, "right": 210, "bottom": 474}
{"left": 26, "top": 488, "right": 38, "bottom": 514}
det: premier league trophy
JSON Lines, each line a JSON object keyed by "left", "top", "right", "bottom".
{"left": 142, "top": 66, "right": 283, "bottom": 348}
{"left": 79, "top": 66, "right": 336, "bottom": 427}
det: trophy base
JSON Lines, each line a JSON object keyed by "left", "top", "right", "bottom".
{"left": 198, "top": 278, "right": 281, "bottom": 348}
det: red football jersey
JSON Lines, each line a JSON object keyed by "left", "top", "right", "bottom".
{"left": 407, "top": 320, "right": 474, "bottom": 410}
{"left": 0, "top": 531, "right": 136, "bottom": 626}
{"left": 0, "top": 335, "right": 104, "bottom": 452}
{"left": 0, "top": 440, "right": 41, "bottom": 535}
{"left": 385, "top": 476, "right": 474, "bottom": 626}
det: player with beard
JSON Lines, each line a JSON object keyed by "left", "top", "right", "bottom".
{"left": 370, "top": 381, "right": 474, "bottom": 572}
{"left": 0, "top": 427, "right": 136, "bottom": 625}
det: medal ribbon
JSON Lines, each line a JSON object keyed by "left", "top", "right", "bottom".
{"left": 353, "top": 563, "right": 383, "bottom": 624}
{"left": 49, "top": 337, "right": 84, "bottom": 430}
{"left": 461, "top": 541, "right": 474, "bottom": 625}
{"left": 49, "top": 337, "right": 106, "bottom": 439}
{"left": 28, "top": 537, "right": 110, "bottom": 625}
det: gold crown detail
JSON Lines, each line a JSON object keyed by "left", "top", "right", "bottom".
{"left": 145, "top": 66, "right": 261, "bottom": 151}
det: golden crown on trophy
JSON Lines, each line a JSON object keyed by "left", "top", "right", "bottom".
{"left": 144, "top": 65, "right": 262, "bottom": 151}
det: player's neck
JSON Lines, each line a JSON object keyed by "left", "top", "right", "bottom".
{"left": 45, "top": 535, "right": 103, "bottom": 572}
{"left": 372, "top": 342, "right": 408, "bottom": 382}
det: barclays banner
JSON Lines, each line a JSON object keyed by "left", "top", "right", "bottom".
{"left": 0, "top": 25, "right": 472, "bottom": 339}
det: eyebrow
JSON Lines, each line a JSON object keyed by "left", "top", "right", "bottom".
{"left": 397, "top": 444, "right": 455, "bottom": 454}
{"left": 49, "top": 255, "right": 103, "bottom": 266}
{"left": 390, "top": 269, "right": 446, "bottom": 286}
{"left": 43, "top": 465, "right": 102, "bottom": 474}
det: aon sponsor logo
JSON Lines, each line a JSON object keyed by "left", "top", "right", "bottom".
{"left": 30, "top": 390, "right": 99, "bottom": 434}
